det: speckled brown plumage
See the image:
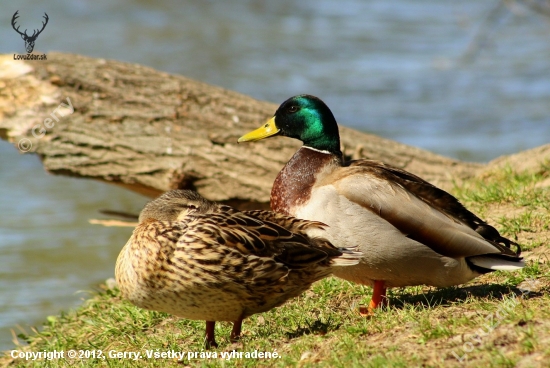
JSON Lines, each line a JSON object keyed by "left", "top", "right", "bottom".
{"left": 115, "top": 190, "right": 360, "bottom": 347}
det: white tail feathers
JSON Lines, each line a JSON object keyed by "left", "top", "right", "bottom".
{"left": 470, "top": 256, "right": 525, "bottom": 271}
{"left": 333, "top": 247, "right": 363, "bottom": 266}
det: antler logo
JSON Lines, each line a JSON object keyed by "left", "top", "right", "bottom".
{"left": 12, "top": 10, "right": 49, "bottom": 54}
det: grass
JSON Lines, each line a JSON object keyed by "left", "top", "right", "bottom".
{"left": 2, "top": 164, "right": 549, "bottom": 368}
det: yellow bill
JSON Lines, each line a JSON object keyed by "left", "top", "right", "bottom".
{"left": 238, "top": 117, "right": 280, "bottom": 142}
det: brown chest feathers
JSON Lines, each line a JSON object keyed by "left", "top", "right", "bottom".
{"left": 271, "top": 147, "right": 340, "bottom": 215}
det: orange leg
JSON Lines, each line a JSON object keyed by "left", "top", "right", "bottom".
{"left": 359, "top": 280, "right": 387, "bottom": 316}
{"left": 230, "top": 318, "right": 243, "bottom": 342}
{"left": 205, "top": 321, "right": 218, "bottom": 348}
{"left": 369, "top": 280, "right": 387, "bottom": 312}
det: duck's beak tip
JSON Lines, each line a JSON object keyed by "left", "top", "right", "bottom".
{"left": 237, "top": 117, "right": 279, "bottom": 143}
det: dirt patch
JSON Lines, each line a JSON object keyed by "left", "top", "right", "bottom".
{"left": 484, "top": 144, "right": 550, "bottom": 176}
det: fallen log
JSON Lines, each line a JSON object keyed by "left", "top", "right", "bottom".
{"left": 0, "top": 52, "right": 484, "bottom": 206}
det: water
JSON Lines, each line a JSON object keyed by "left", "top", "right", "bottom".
{"left": 0, "top": 144, "right": 145, "bottom": 350}
{"left": 0, "top": 0, "right": 549, "bottom": 351}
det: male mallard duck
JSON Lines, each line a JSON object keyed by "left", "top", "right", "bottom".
{"left": 115, "top": 189, "right": 361, "bottom": 347}
{"left": 238, "top": 94, "right": 524, "bottom": 312}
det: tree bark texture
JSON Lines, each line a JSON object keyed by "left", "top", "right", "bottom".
{"left": 0, "top": 53, "right": 489, "bottom": 206}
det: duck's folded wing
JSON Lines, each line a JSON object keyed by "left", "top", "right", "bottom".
{"left": 181, "top": 213, "right": 334, "bottom": 269}
{"left": 244, "top": 210, "right": 328, "bottom": 234}
{"left": 349, "top": 160, "right": 520, "bottom": 253}
{"left": 334, "top": 165, "right": 518, "bottom": 259}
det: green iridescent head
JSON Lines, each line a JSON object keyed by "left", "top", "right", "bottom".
{"left": 239, "top": 95, "right": 342, "bottom": 155}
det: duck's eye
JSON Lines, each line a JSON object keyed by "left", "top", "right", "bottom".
{"left": 287, "top": 105, "right": 299, "bottom": 113}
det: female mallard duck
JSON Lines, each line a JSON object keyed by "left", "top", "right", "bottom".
{"left": 115, "top": 189, "right": 361, "bottom": 347}
{"left": 238, "top": 94, "right": 524, "bottom": 312}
